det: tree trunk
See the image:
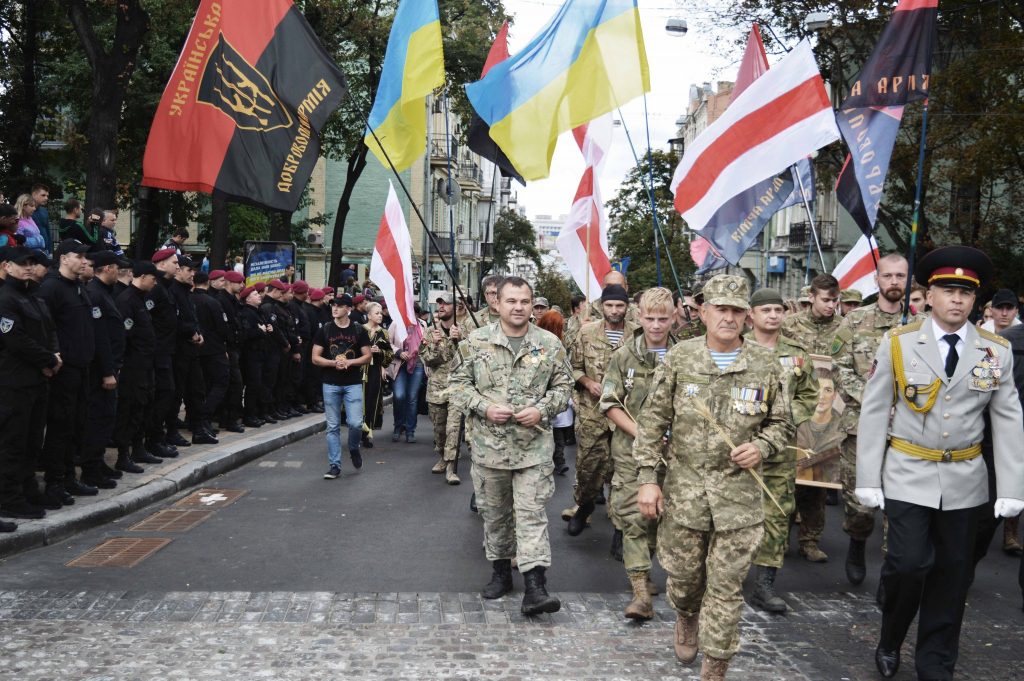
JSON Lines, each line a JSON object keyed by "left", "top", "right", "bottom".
{"left": 268, "top": 210, "right": 292, "bottom": 242}
{"left": 210, "top": 195, "right": 230, "bottom": 269}
{"left": 7, "top": 0, "right": 41, "bottom": 181}
{"left": 64, "top": 0, "right": 149, "bottom": 210}
{"left": 132, "top": 187, "right": 159, "bottom": 259}
{"left": 327, "top": 144, "right": 369, "bottom": 287}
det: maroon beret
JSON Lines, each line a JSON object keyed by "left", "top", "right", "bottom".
{"left": 239, "top": 285, "right": 258, "bottom": 300}
{"left": 151, "top": 248, "right": 177, "bottom": 263}
{"left": 224, "top": 271, "right": 244, "bottom": 284}
{"left": 310, "top": 289, "right": 325, "bottom": 301}
{"left": 253, "top": 281, "right": 267, "bottom": 292}
{"left": 269, "top": 279, "right": 289, "bottom": 291}
{"left": 209, "top": 269, "right": 226, "bottom": 280}
{"left": 292, "top": 280, "right": 309, "bottom": 294}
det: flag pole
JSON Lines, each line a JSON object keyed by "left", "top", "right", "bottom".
{"left": 364, "top": 119, "right": 480, "bottom": 329}
{"left": 902, "top": 99, "right": 930, "bottom": 325}
{"left": 795, "top": 164, "right": 827, "bottom": 271}
{"left": 642, "top": 94, "right": 663, "bottom": 286}
{"left": 442, "top": 94, "right": 460, "bottom": 296}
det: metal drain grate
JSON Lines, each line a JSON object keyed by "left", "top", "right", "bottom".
{"left": 66, "top": 538, "right": 172, "bottom": 568}
{"left": 173, "top": 488, "right": 248, "bottom": 509}
{"left": 128, "top": 509, "right": 214, "bottom": 532}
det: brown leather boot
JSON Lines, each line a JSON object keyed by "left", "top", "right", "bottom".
{"left": 700, "top": 654, "right": 730, "bottom": 680}
{"left": 445, "top": 462, "right": 461, "bottom": 485}
{"left": 674, "top": 612, "right": 699, "bottom": 664}
{"left": 624, "top": 571, "right": 654, "bottom": 620}
{"left": 646, "top": 574, "right": 660, "bottom": 595}
{"left": 1004, "top": 515, "right": 1023, "bottom": 556}
{"left": 431, "top": 457, "right": 447, "bottom": 474}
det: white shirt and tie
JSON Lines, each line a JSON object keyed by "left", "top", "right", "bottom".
{"left": 932, "top": 319, "right": 967, "bottom": 376}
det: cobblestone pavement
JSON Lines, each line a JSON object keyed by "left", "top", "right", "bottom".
{"left": 1, "top": 589, "right": 1021, "bottom": 680}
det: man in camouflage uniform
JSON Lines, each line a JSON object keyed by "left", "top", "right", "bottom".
{"left": 585, "top": 270, "right": 640, "bottom": 325}
{"left": 831, "top": 254, "right": 913, "bottom": 585}
{"left": 480, "top": 275, "right": 502, "bottom": 325}
{"left": 420, "top": 292, "right": 462, "bottom": 485}
{"left": 672, "top": 289, "right": 705, "bottom": 341}
{"left": 449, "top": 276, "right": 572, "bottom": 615}
{"left": 840, "top": 288, "right": 864, "bottom": 316}
{"left": 563, "top": 295, "right": 587, "bottom": 350}
{"left": 635, "top": 274, "right": 794, "bottom": 681}
{"left": 567, "top": 284, "right": 638, "bottom": 543}
{"left": 781, "top": 273, "right": 841, "bottom": 563}
{"left": 600, "top": 287, "right": 676, "bottom": 620}
{"left": 746, "top": 288, "right": 819, "bottom": 614}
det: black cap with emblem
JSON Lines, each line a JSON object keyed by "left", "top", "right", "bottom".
{"left": 915, "top": 245, "right": 993, "bottom": 290}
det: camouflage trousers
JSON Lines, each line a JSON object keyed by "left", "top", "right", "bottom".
{"left": 427, "top": 402, "right": 464, "bottom": 462}
{"left": 753, "top": 462, "right": 797, "bottom": 569}
{"left": 795, "top": 485, "right": 826, "bottom": 545}
{"left": 470, "top": 461, "right": 555, "bottom": 573}
{"left": 610, "top": 469, "right": 659, "bottom": 574}
{"left": 841, "top": 435, "right": 877, "bottom": 541}
{"left": 573, "top": 417, "right": 613, "bottom": 508}
{"left": 658, "top": 515, "right": 763, "bottom": 660}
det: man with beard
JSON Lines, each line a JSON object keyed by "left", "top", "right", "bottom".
{"left": 420, "top": 292, "right": 464, "bottom": 484}
{"left": 831, "top": 254, "right": 917, "bottom": 585}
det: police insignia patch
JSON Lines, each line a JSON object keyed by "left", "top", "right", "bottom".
{"left": 223, "top": 313, "right": 229, "bottom": 322}
{"left": 145, "top": 300, "right": 155, "bottom": 310}
{"left": 0, "top": 317, "right": 13, "bottom": 334}
{"left": 92, "top": 307, "right": 102, "bottom": 319}
{"left": 124, "top": 318, "right": 134, "bottom": 330}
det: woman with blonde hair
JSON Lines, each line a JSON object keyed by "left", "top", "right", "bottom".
{"left": 14, "top": 194, "right": 46, "bottom": 250}
{"left": 361, "top": 301, "right": 394, "bottom": 447}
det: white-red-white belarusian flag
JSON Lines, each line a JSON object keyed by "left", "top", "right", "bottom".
{"left": 833, "top": 233, "right": 881, "bottom": 297}
{"left": 370, "top": 181, "right": 419, "bottom": 345}
{"left": 671, "top": 40, "right": 839, "bottom": 232}
{"left": 556, "top": 114, "right": 613, "bottom": 301}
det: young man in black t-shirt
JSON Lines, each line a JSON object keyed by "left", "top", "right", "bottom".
{"left": 312, "top": 294, "right": 371, "bottom": 479}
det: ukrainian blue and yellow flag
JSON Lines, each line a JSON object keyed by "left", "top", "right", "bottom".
{"left": 364, "top": 0, "right": 444, "bottom": 171}
{"left": 465, "top": 0, "right": 649, "bottom": 181}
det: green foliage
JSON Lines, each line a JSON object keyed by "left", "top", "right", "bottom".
{"left": 535, "top": 267, "right": 577, "bottom": 314}
{"left": 492, "top": 208, "right": 541, "bottom": 271}
{"left": 606, "top": 149, "right": 694, "bottom": 292}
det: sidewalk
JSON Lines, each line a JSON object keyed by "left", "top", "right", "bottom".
{"left": 0, "top": 413, "right": 326, "bottom": 560}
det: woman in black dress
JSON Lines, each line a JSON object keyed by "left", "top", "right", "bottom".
{"left": 361, "top": 302, "right": 393, "bottom": 447}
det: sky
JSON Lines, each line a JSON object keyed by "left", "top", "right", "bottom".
{"left": 499, "top": 0, "right": 747, "bottom": 220}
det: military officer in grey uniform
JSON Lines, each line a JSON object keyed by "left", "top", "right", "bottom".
{"left": 856, "top": 246, "right": 1024, "bottom": 680}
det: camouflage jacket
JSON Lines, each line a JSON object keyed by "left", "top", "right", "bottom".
{"left": 780, "top": 309, "right": 842, "bottom": 356}
{"left": 564, "top": 314, "right": 583, "bottom": 350}
{"left": 419, "top": 321, "right": 458, "bottom": 405}
{"left": 449, "top": 321, "right": 573, "bottom": 469}
{"left": 753, "top": 334, "right": 819, "bottom": 428}
{"left": 831, "top": 303, "right": 917, "bottom": 432}
{"left": 599, "top": 329, "right": 675, "bottom": 483}
{"left": 570, "top": 318, "right": 639, "bottom": 422}
{"left": 632, "top": 338, "right": 795, "bottom": 531}
{"left": 671, "top": 316, "right": 705, "bottom": 341}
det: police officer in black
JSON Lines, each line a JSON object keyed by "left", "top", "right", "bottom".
{"left": 148, "top": 248, "right": 183, "bottom": 459}
{"left": 289, "top": 281, "right": 313, "bottom": 413}
{"left": 239, "top": 284, "right": 271, "bottom": 426}
{"left": 301, "top": 286, "right": 326, "bottom": 413}
{"left": 272, "top": 281, "right": 302, "bottom": 418}
{"left": 193, "top": 271, "right": 231, "bottom": 439}
{"left": 169, "top": 255, "right": 212, "bottom": 445}
{"left": 0, "top": 247, "right": 61, "bottom": 528}
{"left": 260, "top": 280, "right": 290, "bottom": 421}
{"left": 81, "top": 250, "right": 129, "bottom": 488}
{"left": 211, "top": 270, "right": 246, "bottom": 432}
{"left": 114, "top": 261, "right": 160, "bottom": 473}
{"left": 37, "top": 239, "right": 96, "bottom": 505}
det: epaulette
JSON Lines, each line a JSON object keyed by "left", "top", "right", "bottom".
{"left": 891, "top": 319, "right": 924, "bottom": 337}
{"left": 977, "top": 327, "right": 1011, "bottom": 348}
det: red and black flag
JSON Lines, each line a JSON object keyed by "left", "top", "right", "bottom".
{"left": 466, "top": 22, "right": 524, "bottom": 186}
{"left": 835, "top": 0, "right": 937, "bottom": 236}
{"left": 143, "top": 0, "right": 347, "bottom": 212}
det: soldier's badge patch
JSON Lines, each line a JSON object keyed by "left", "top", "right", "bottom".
{"left": 683, "top": 383, "right": 700, "bottom": 397}
{"left": 145, "top": 300, "right": 155, "bottom": 310}
{"left": 830, "top": 337, "right": 844, "bottom": 354}
{"left": 92, "top": 306, "right": 102, "bottom": 319}
{"left": 0, "top": 317, "right": 13, "bottom": 334}
{"left": 124, "top": 318, "right": 134, "bottom": 330}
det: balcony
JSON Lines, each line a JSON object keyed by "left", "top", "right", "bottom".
{"left": 429, "top": 134, "right": 459, "bottom": 169}
{"left": 774, "top": 221, "right": 838, "bottom": 251}
{"left": 499, "top": 177, "right": 512, "bottom": 193}
{"left": 479, "top": 242, "right": 494, "bottom": 259}
{"left": 428, "top": 232, "right": 452, "bottom": 255}
{"left": 457, "top": 161, "right": 483, "bottom": 190}
{"left": 458, "top": 239, "right": 478, "bottom": 258}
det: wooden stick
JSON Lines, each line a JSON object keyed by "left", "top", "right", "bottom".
{"left": 692, "top": 399, "right": 787, "bottom": 516}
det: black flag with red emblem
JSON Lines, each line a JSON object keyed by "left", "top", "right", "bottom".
{"left": 143, "top": 0, "right": 347, "bottom": 211}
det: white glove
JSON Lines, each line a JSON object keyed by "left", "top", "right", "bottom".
{"left": 855, "top": 487, "right": 885, "bottom": 510}
{"left": 994, "top": 498, "right": 1024, "bottom": 518}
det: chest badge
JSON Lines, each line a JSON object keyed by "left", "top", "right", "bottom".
{"left": 145, "top": 300, "right": 155, "bottom": 310}
{"left": 92, "top": 306, "right": 102, "bottom": 319}
{"left": 624, "top": 368, "right": 635, "bottom": 391}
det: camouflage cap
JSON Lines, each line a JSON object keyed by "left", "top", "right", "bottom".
{"left": 840, "top": 288, "right": 863, "bottom": 303}
{"left": 702, "top": 274, "right": 750, "bottom": 310}
{"left": 798, "top": 285, "right": 812, "bottom": 303}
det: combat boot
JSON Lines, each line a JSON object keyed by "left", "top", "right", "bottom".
{"left": 846, "top": 538, "right": 867, "bottom": 584}
{"left": 799, "top": 542, "right": 828, "bottom": 563}
{"left": 115, "top": 448, "right": 144, "bottom": 474}
{"left": 749, "top": 565, "right": 787, "bottom": 614}
{"left": 646, "top": 573, "right": 660, "bottom": 595}
{"left": 1003, "top": 515, "right": 1023, "bottom": 556}
{"left": 567, "top": 501, "right": 595, "bottom": 536}
{"left": 624, "top": 571, "right": 654, "bottom": 620}
{"left": 521, "top": 566, "right": 560, "bottom": 615}
{"left": 700, "top": 654, "right": 729, "bottom": 680}
{"left": 481, "top": 559, "right": 513, "bottom": 599}
{"left": 445, "top": 462, "right": 460, "bottom": 486}
{"left": 431, "top": 457, "right": 447, "bottom": 474}
{"left": 674, "top": 612, "right": 699, "bottom": 663}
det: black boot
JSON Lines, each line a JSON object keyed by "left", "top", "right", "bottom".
{"left": 135, "top": 444, "right": 164, "bottom": 465}
{"left": 116, "top": 448, "right": 144, "bottom": 474}
{"left": 98, "top": 461, "right": 123, "bottom": 479}
{"left": 567, "top": 501, "right": 595, "bottom": 536}
{"left": 521, "top": 566, "right": 561, "bottom": 615}
{"left": 469, "top": 492, "right": 478, "bottom": 514}
{"left": 482, "top": 559, "right": 514, "bottom": 599}
{"left": 845, "top": 538, "right": 867, "bottom": 585}
{"left": 165, "top": 430, "right": 191, "bottom": 447}
{"left": 610, "top": 529, "right": 624, "bottom": 562}
{"left": 749, "top": 565, "right": 787, "bottom": 614}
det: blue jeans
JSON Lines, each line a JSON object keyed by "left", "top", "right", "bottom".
{"left": 323, "top": 383, "right": 364, "bottom": 467}
{"left": 392, "top": 363, "right": 424, "bottom": 435}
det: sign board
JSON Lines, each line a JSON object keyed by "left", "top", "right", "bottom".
{"left": 244, "top": 241, "right": 295, "bottom": 285}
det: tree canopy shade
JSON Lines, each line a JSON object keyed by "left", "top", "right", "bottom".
{"left": 490, "top": 208, "right": 541, "bottom": 272}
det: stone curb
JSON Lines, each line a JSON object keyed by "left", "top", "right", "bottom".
{"left": 0, "top": 416, "right": 327, "bottom": 560}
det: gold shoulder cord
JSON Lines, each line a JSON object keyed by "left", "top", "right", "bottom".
{"left": 890, "top": 334, "right": 940, "bottom": 413}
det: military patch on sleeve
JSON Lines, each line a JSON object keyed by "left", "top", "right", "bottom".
{"left": 145, "top": 299, "right": 155, "bottom": 310}
{"left": 0, "top": 317, "right": 13, "bottom": 334}
{"left": 92, "top": 306, "right": 102, "bottom": 319}
{"left": 458, "top": 343, "right": 474, "bottom": 361}
{"left": 124, "top": 318, "right": 134, "bottom": 330}
{"left": 831, "top": 326, "right": 852, "bottom": 355}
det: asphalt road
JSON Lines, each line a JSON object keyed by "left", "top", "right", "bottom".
{"left": 1, "top": 413, "right": 1022, "bottom": 612}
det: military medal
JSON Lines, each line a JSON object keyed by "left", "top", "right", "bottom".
{"left": 624, "top": 368, "right": 635, "bottom": 391}
{"left": 905, "top": 385, "right": 917, "bottom": 399}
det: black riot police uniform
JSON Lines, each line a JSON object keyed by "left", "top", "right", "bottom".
{"left": 147, "top": 261, "right": 180, "bottom": 458}
{"left": 193, "top": 280, "right": 230, "bottom": 437}
{"left": 239, "top": 295, "right": 270, "bottom": 425}
{"left": 169, "top": 266, "right": 209, "bottom": 444}
{"left": 259, "top": 291, "right": 288, "bottom": 420}
{"left": 115, "top": 269, "right": 158, "bottom": 472}
{"left": 213, "top": 283, "right": 245, "bottom": 431}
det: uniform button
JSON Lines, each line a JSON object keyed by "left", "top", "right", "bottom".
{"left": 942, "top": 432, "right": 949, "bottom": 438}
{"left": 944, "top": 395, "right": 951, "bottom": 401}
{"left": 943, "top": 413, "right": 950, "bottom": 419}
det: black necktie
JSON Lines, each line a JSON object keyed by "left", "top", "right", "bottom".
{"left": 942, "top": 334, "right": 959, "bottom": 377}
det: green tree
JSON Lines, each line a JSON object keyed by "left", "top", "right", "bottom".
{"left": 490, "top": 208, "right": 540, "bottom": 272}
{"left": 606, "top": 149, "right": 694, "bottom": 292}
{"left": 535, "top": 267, "right": 578, "bottom": 314}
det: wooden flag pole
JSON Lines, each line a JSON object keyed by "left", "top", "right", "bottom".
{"left": 902, "top": 99, "right": 930, "bottom": 325}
